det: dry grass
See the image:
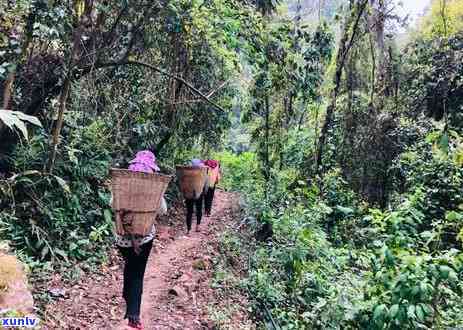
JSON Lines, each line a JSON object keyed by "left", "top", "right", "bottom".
{"left": 0, "top": 253, "right": 21, "bottom": 296}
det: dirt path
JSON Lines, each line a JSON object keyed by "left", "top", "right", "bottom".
{"left": 42, "top": 191, "right": 252, "bottom": 330}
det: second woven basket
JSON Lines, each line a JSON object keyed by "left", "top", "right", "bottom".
{"left": 176, "top": 166, "right": 208, "bottom": 200}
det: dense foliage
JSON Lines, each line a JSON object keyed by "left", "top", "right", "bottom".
{"left": 0, "top": 0, "right": 260, "bottom": 268}
{"left": 215, "top": 0, "right": 463, "bottom": 328}
{"left": 1, "top": 0, "right": 462, "bottom": 328}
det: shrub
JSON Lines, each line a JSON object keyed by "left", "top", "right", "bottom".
{"left": 0, "top": 120, "right": 113, "bottom": 265}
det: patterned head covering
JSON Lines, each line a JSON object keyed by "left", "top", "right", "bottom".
{"left": 204, "top": 159, "right": 219, "bottom": 169}
{"left": 128, "top": 150, "right": 160, "bottom": 173}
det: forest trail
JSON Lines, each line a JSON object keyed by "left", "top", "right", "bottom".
{"left": 43, "top": 191, "right": 252, "bottom": 330}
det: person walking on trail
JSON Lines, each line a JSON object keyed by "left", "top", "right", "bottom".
{"left": 115, "top": 150, "right": 167, "bottom": 330}
{"left": 204, "top": 159, "right": 220, "bottom": 217}
{"left": 184, "top": 158, "right": 207, "bottom": 235}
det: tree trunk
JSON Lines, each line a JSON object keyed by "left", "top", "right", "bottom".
{"left": 368, "top": 25, "right": 376, "bottom": 104}
{"left": 2, "top": 72, "right": 15, "bottom": 110}
{"left": 46, "top": 63, "right": 74, "bottom": 174}
{"left": 0, "top": 71, "right": 16, "bottom": 136}
{"left": 46, "top": 3, "right": 86, "bottom": 173}
{"left": 315, "top": 0, "right": 368, "bottom": 176}
{"left": 373, "top": 0, "right": 387, "bottom": 100}
{"left": 0, "top": 6, "right": 36, "bottom": 128}
{"left": 264, "top": 95, "right": 270, "bottom": 183}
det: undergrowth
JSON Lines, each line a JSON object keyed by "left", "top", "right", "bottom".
{"left": 214, "top": 146, "right": 463, "bottom": 329}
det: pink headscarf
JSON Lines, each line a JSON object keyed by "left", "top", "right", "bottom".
{"left": 128, "top": 150, "right": 160, "bottom": 173}
{"left": 205, "top": 159, "right": 220, "bottom": 184}
{"left": 204, "top": 159, "right": 219, "bottom": 169}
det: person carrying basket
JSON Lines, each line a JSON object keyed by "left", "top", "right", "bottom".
{"left": 113, "top": 150, "right": 169, "bottom": 330}
{"left": 176, "top": 159, "right": 208, "bottom": 235}
{"left": 204, "top": 159, "right": 220, "bottom": 217}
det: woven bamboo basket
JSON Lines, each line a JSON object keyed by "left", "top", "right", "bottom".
{"left": 176, "top": 166, "right": 208, "bottom": 200}
{"left": 111, "top": 169, "right": 172, "bottom": 236}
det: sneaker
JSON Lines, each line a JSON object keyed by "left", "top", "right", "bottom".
{"left": 128, "top": 320, "right": 143, "bottom": 330}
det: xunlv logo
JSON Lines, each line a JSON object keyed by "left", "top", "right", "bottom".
{"left": 1, "top": 317, "right": 39, "bottom": 328}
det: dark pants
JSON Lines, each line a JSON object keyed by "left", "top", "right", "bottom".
{"left": 204, "top": 186, "right": 216, "bottom": 215}
{"left": 118, "top": 240, "right": 153, "bottom": 321}
{"left": 185, "top": 194, "right": 203, "bottom": 232}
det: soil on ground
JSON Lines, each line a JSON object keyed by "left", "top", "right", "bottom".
{"left": 41, "top": 191, "right": 253, "bottom": 330}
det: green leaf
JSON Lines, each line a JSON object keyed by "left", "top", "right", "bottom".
{"left": 14, "top": 111, "right": 42, "bottom": 127}
{"left": 13, "top": 119, "right": 28, "bottom": 139}
{"left": 54, "top": 248, "right": 69, "bottom": 261}
{"left": 407, "top": 305, "right": 416, "bottom": 319}
{"left": 411, "top": 285, "right": 420, "bottom": 297}
{"left": 373, "top": 304, "right": 387, "bottom": 321}
{"left": 98, "top": 191, "right": 111, "bottom": 204}
{"left": 439, "top": 132, "right": 449, "bottom": 154}
{"left": 389, "top": 304, "right": 399, "bottom": 319}
{"left": 103, "top": 209, "right": 112, "bottom": 223}
{"left": 52, "top": 175, "right": 71, "bottom": 194}
{"left": 385, "top": 249, "right": 395, "bottom": 266}
{"left": 446, "top": 211, "right": 462, "bottom": 221}
{"left": 336, "top": 205, "right": 354, "bottom": 215}
{"left": 420, "top": 281, "right": 429, "bottom": 297}
{"left": 0, "top": 111, "right": 17, "bottom": 130}
{"left": 419, "top": 303, "right": 432, "bottom": 317}
{"left": 0, "top": 110, "right": 42, "bottom": 140}
{"left": 439, "top": 265, "right": 452, "bottom": 279}
{"left": 448, "top": 270, "right": 458, "bottom": 283}
{"left": 416, "top": 305, "right": 425, "bottom": 322}
{"left": 425, "top": 131, "right": 440, "bottom": 144}
{"left": 41, "top": 245, "right": 49, "bottom": 260}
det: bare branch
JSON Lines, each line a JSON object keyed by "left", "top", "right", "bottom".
{"left": 92, "top": 60, "right": 227, "bottom": 112}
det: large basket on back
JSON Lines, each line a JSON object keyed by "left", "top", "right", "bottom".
{"left": 176, "top": 166, "right": 208, "bottom": 200}
{"left": 111, "top": 169, "right": 172, "bottom": 236}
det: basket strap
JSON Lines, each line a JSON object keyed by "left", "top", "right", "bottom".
{"left": 119, "top": 209, "right": 134, "bottom": 229}
{"left": 119, "top": 209, "right": 143, "bottom": 255}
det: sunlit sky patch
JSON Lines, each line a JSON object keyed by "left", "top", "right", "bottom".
{"left": 395, "top": 0, "right": 431, "bottom": 26}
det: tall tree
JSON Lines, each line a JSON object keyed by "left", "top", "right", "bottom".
{"left": 315, "top": 0, "right": 369, "bottom": 175}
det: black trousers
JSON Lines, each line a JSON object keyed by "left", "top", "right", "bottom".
{"left": 204, "top": 186, "right": 216, "bottom": 215}
{"left": 118, "top": 240, "right": 153, "bottom": 321}
{"left": 185, "top": 193, "right": 203, "bottom": 231}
